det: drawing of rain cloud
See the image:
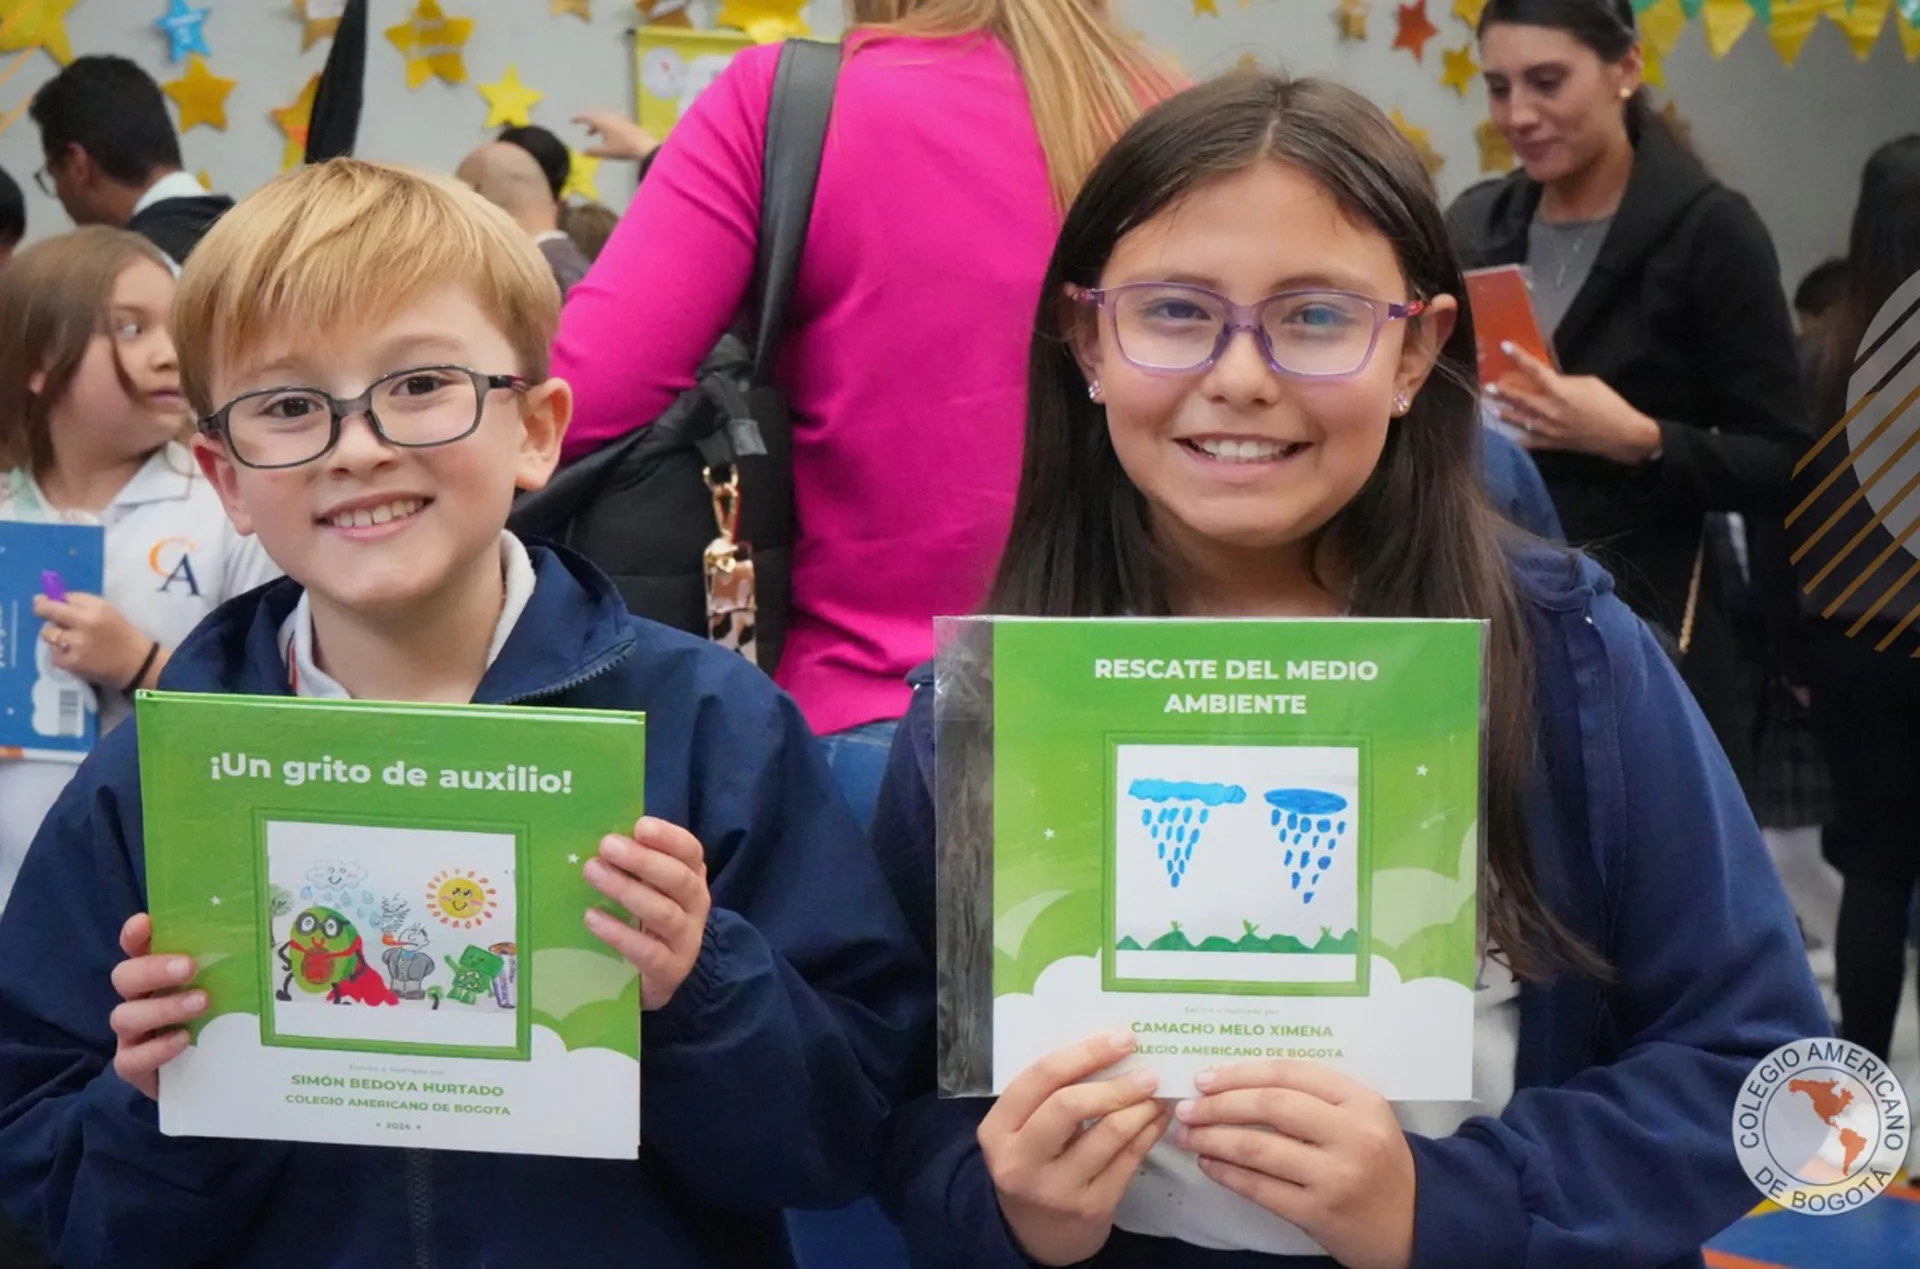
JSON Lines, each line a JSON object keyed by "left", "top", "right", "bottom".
{"left": 1265, "top": 789, "right": 1350, "bottom": 906}
{"left": 1127, "top": 780, "right": 1245, "bottom": 889}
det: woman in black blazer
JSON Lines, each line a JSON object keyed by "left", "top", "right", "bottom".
{"left": 1449, "top": 0, "right": 1809, "bottom": 785}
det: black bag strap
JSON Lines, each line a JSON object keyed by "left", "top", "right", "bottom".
{"left": 750, "top": 39, "right": 839, "bottom": 387}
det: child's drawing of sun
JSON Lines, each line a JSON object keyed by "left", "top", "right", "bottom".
{"left": 425, "top": 869, "right": 499, "bottom": 930}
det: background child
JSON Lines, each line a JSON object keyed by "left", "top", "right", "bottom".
{"left": 875, "top": 74, "right": 1827, "bottom": 1267}
{"left": 0, "top": 227, "right": 278, "bottom": 912}
{"left": 0, "top": 159, "right": 922, "bottom": 1268}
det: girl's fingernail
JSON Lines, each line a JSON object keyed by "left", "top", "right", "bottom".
{"left": 1174, "top": 1098, "right": 1196, "bottom": 1120}
{"left": 1194, "top": 1069, "right": 1217, "bottom": 1091}
{"left": 1484, "top": 384, "right": 1501, "bottom": 398}
{"left": 182, "top": 991, "right": 207, "bottom": 1013}
{"left": 1130, "top": 1069, "right": 1160, "bottom": 1093}
{"left": 1500, "top": 341, "right": 1517, "bottom": 354}
{"left": 169, "top": 958, "right": 192, "bottom": 980}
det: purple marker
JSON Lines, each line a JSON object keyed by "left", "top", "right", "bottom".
{"left": 40, "top": 570, "right": 68, "bottom": 603}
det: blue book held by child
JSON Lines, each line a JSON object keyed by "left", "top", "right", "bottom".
{"left": 0, "top": 522, "right": 103, "bottom": 761}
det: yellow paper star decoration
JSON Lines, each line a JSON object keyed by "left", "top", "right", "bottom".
{"left": 1474, "top": 118, "right": 1513, "bottom": 173}
{"left": 718, "top": 0, "right": 809, "bottom": 42}
{"left": 295, "top": 0, "right": 344, "bottom": 53}
{"left": 272, "top": 74, "right": 320, "bottom": 172}
{"left": 1195, "top": 0, "right": 1221, "bottom": 14}
{"left": 1637, "top": 0, "right": 1688, "bottom": 58}
{"left": 1234, "top": 50, "right": 1262, "bottom": 72}
{"left": 1765, "top": 0, "right": 1823, "bottom": 64}
{"left": 1826, "top": 0, "right": 1889, "bottom": 60}
{"left": 638, "top": 0, "right": 693, "bottom": 27}
{"left": 163, "top": 54, "right": 237, "bottom": 132}
{"left": 1702, "top": 0, "right": 1754, "bottom": 56}
{"left": 195, "top": 169, "right": 212, "bottom": 191}
{"left": 1337, "top": 0, "right": 1370, "bottom": 40}
{"left": 552, "top": 0, "right": 592, "bottom": 17}
{"left": 0, "top": 0, "right": 78, "bottom": 66}
{"left": 1390, "top": 108, "right": 1446, "bottom": 178}
{"left": 1900, "top": 12, "right": 1920, "bottom": 61}
{"left": 1451, "top": 0, "right": 1487, "bottom": 28}
{"left": 386, "top": 0, "right": 476, "bottom": 90}
{"left": 478, "top": 63, "right": 543, "bottom": 128}
{"left": 1439, "top": 42, "right": 1477, "bottom": 93}
{"left": 563, "top": 149, "right": 602, "bottom": 202}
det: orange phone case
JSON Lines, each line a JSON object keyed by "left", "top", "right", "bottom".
{"left": 1464, "top": 265, "right": 1555, "bottom": 391}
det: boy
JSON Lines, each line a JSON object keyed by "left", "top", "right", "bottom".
{"left": 0, "top": 160, "right": 925, "bottom": 1267}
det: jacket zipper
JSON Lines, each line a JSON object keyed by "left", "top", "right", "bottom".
{"left": 408, "top": 1148, "right": 432, "bottom": 1269}
{"left": 498, "top": 640, "right": 635, "bottom": 706}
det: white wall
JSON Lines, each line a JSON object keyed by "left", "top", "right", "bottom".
{"left": 0, "top": 0, "right": 1912, "bottom": 290}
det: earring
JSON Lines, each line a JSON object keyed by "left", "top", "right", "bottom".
{"left": 1392, "top": 391, "right": 1411, "bottom": 416}
{"left": 1088, "top": 381, "right": 1103, "bottom": 403}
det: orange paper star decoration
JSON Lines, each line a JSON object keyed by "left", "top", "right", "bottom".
{"left": 386, "top": 0, "right": 475, "bottom": 90}
{"left": 0, "top": 0, "right": 78, "bottom": 65}
{"left": 295, "top": 0, "right": 344, "bottom": 53}
{"left": 272, "top": 73, "right": 320, "bottom": 172}
{"left": 1439, "top": 42, "right": 1477, "bottom": 93}
{"left": 638, "top": 0, "right": 693, "bottom": 26}
{"left": 1394, "top": 0, "right": 1441, "bottom": 60}
{"left": 1337, "top": 0, "right": 1370, "bottom": 40}
{"left": 1451, "top": 0, "right": 1487, "bottom": 27}
{"left": 1474, "top": 118, "right": 1513, "bottom": 173}
{"left": 1390, "top": 107, "right": 1445, "bottom": 177}
{"left": 163, "top": 54, "right": 237, "bottom": 132}
{"left": 552, "top": 0, "right": 592, "bottom": 16}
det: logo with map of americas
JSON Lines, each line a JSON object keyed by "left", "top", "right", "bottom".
{"left": 1733, "top": 1037, "right": 1909, "bottom": 1215}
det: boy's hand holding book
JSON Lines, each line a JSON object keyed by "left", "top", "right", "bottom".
{"left": 108, "top": 913, "right": 205, "bottom": 1101}
{"left": 583, "top": 818, "right": 712, "bottom": 1011}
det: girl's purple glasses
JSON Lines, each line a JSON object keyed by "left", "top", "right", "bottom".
{"left": 1072, "top": 282, "right": 1425, "bottom": 380}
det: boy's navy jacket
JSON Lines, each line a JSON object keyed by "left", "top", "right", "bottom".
{"left": 873, "top": 547, "right": 1830, "bottom": 1269}
{"left": 0, "top": 544, "right": 926, "bottom": 1268}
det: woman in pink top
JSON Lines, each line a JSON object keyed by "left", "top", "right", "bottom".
{"left": 552, "top": 0, "right": 1173, "bottom": 826}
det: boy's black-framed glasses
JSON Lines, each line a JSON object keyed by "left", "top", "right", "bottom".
{"left": 197, "top": 365, "right": 529, "bottom": 470}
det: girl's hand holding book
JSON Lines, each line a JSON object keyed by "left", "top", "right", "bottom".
{"left": 108, "top": 913, "right": 204, "bottom": 1101}
{"left": 583, "top": 818, "right": 712, "bottom": 1011}
{"left": 977, "top": 1031, "right": 1173, "bottom": 1267}
{"left": 1172, "top": 1060, "right": 1414, "bottom": 1269}
{"left": 34, "top": 593, "right": 159, "bottom": 690}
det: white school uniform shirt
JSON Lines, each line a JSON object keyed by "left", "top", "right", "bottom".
{"left": 1112, "top": 953, "right": 1521, "bottom": 1255}
{"left": 0, "top": 443, "right": 281, "bottom": 911}
{"left": 278, "top": 532, "right": 536, "bottom": 700}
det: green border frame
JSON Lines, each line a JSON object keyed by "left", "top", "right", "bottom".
{"left": 1100, "top": 734, "right": 1373, "bottom": 998}
{"left": 254, "top": 810, "right": 534, "bottom": 1062}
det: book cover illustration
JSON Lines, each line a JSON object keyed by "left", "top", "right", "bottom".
{"left": 937, "top": 618, "right": 1486, "bottom": 1101}
{"left": 0, "top": 521, "right": 104, "bottom": 761}
{"left": 141, "top": 692, "right": 645, "bottom": 1160}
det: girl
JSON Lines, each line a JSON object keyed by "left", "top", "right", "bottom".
{"left": 1449, "top": 0, "right": 1808, "bottom": 790}
{"left": 0, "top": 228, "right": 278, "bottom": 910}
{"left": 1799, "top": 136, "right": 1920, "bottom": 1067}
{"left": 874, "top": 75, "right": 1827, "bottom": 1267}
{"left": 552, "top": 0, "right": 1178, "bottom": 829}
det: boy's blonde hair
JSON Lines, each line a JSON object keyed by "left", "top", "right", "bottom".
{"left": 173, "top": 158, "right": 562, "bottom": 418}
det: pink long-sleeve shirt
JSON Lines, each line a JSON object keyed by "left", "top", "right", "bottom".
{"left": 552, "top": 36, "right": 1057, "bottom": 736}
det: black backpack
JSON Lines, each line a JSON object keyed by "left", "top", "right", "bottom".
{"left": 510, "top": 40, "right": 839, "bottom": 676}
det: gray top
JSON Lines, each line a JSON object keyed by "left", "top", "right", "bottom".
{"left": 1526, "top": 214, "right": 1613, "bottom": 339}
{"left": 539, "top": 234, "right": 594, "bottom": 299}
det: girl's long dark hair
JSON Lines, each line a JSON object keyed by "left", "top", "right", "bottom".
{"left": 988, "top": 74, "right": 1607, "bottom": 984}
{"left": 1815, "top": 136, "right": 1920, "bottom": 424}
{"left": 1478, "top": 0, "right": 1689, "bottom": 157}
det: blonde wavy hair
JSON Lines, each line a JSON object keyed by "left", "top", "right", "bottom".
{"left": 846, "top": 0, "right": 1179, "bottom": 208}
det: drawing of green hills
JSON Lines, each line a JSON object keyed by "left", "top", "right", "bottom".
{"left": 1117, "top": 921, "right": 1358, "bottom": 955}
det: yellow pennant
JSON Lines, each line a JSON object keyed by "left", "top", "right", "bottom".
{"left": 1900, "top": 11, "right": 1920, "bottom": 60}
{"left": 1766, "top": 0, "right": 1824, "bottom": 63}
{"left": 1702, "top": 0, "right": 1755, "bottom": 56}
{"left": 1638, "top": 0, "right": 1689, "bottom": 57}
{"left": 1826, "top": 0, "right": 1889, "bottom": 59}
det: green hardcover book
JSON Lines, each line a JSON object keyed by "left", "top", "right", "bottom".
{"left": 936, "top": 617, "right": 1486, "bottom": 1100}
{"left": 139, "top": 692, "right": 645, "bottom": 1159}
